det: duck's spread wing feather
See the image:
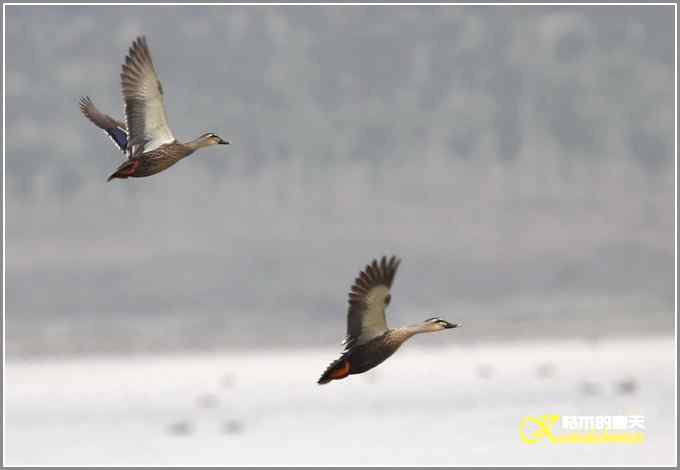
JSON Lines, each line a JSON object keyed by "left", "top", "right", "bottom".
{"left": 344, "top": 256, "right": 401, "bottom": 349}
{"left": 79, "top": 96, "right": 128, "bottom": 152}
{"left": 120, "top": 36, "right": 175, "bottom": 155}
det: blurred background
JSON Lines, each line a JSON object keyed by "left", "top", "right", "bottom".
{"left": 4, "top": 4, "right": 676, "bottom": 466}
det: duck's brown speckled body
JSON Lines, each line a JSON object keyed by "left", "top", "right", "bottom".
{"left": 105, "top": 138, "right": 219, "bottom": 181}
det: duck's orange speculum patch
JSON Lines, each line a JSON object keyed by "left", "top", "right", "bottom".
{"left": 330, "top": 360, "right": 351, "bottom": 380}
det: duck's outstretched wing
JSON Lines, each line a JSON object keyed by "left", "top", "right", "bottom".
{"left": 79, "top": 96, "right": 128, "bottom": 153}
{"left": 120, "top": 36, "right": 175, "bottom": 156}
{"left": 343, "top": 256, "right": 401, "bottom": 349}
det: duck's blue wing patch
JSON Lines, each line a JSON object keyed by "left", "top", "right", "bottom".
{"left": 105, "top": 127, "right": 128, "bottom": 152}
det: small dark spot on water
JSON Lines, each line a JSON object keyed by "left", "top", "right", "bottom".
{"left": 579, "top": 381, "right": 600, "bottom": 396}
{"left": 536, "top": 362, "right": 556, "bottom": 379}
{"left": 222, "top": 419, "right": 244, "bottom": 435}
{"left": 168, "top": 420, "right": 193, "bottom": 436}
{"left": 615, "top": 377, "right": 637, "bottom": 395}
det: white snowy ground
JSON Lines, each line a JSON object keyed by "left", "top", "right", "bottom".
{"left": 5, "top": 337, "right": 676, "bottom": 466}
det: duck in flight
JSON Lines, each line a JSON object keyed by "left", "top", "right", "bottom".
{"left": 318, "top": 256, "right": 461, "bottom": 384}
{"left": 79, "top": 36, "right": 229, "bottom": 182}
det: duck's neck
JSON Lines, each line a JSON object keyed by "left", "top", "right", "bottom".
{"left": 184, "top": 136, "right": 214, "bottom": 152}
{"left": 389, "top": 322, "right": 438, "bottom": 343}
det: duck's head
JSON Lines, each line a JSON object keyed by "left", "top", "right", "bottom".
{"left": 200, "top": 132, "right": 230, "bottom": 145}
{"left": 423, "top": 317, "right": 460, "bottom": 331}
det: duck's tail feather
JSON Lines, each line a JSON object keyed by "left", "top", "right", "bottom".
{"left": 317, "top": 357, "right": 351, "bottom": 385}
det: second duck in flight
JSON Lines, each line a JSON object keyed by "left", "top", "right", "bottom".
{"left": 318, "top": 256, "right": 461, "bottom": 385}
{"left": 79, "top": 36, "right": 229, "bottom": 182}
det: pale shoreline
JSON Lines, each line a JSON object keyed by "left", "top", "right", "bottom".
{"left": 5, "top": 336, "right": 676, "bottom": 466}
